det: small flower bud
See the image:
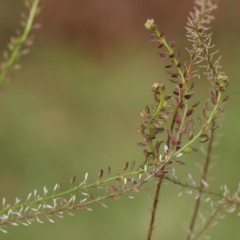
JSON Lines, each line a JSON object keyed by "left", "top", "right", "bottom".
{"left": 182, "top": 146, "right": 193, "bottom": 153}
{"left": 98, "top": 169, "right": 104, "bottom": 178}
{"left": 222, "top": 96, "right": 229, "bottom": 102}
{"left": 144, "top": 19, "right": 155, "bottom": 30}
{"left": 199, "top": 134, "right": 209, "bottom": 143}
{"left": 186, "top": 109, "right": 194, "bottom": 117}
{"left": 216, "top": 75, "right": 229, "bottom": 91}
{"left": 211, "top": 97, "right": 217, "bottom": 105}
{"left": 123, "top": 162, "right": 129, "bottom": 171}
{"left": 137, "top": 142, "right": 146, "bottom": 147}
{"left": 140, "top": 110, "right": 147, "bottom": 118}
{"left": 171, "top": 137, "right": 178, "bottom": 146}
{"left": 145, "top": 105, "right": 150, "bottom": 114}
{"left": 70, "top": 176, "right": 76, "bottom": 184}
{"left": 175, "top": 115, "right": 181, "bottom": 125}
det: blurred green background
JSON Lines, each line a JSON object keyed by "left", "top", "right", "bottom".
{"left": 0, "top": 0, "right": 239, "bottom": 239}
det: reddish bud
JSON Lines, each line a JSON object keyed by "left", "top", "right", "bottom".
{"left": 176, "top": 160, "right": 185, "bottom": 165}
{"left": 137, "top": 142, "right": 146, "bottom": 147}
{"left": 167, "top": 130, "right": 172, "bottom": 138}
{"left": 222, "top": 96, "right": 229, "bottom": 102}
{"left": 164, "top": 95, "right": 171, "bottom": 100}
{"left": 211, "top": 97, "right": 217, "bottom": 105}
{"left": 178, "top": 83, "right": 183, "bottom": 88}
{"left": 179, "top": 100, "right": 185, "bottom": 109}
{"left": 192, "top": 101, "right": 200, "bottom": 108}
{"left": 149, "top": 35, "right": 158, "bottom": 42}
{"left": 177, "top": 62, "right": 181, "bottom": 68}
{"left": 160, "top": 27, "right": 166, "bottom": 37}
{"left": 169, "top": 39, "right": 175, "bottom": 48}
{"left": 131, "top": 161, "right": 135, "bottom": 171}
{"left": 123, "top": 162, "right": 129, "bottom": 171}
{"left": 175, "top": 115, "right": 181, "bottom": 125}
{"left": 171, "top": 73, "right": 180, "bottom": 78}
{"left": 203, "top": 109, "right": 208, "bottom": 118}
{"left": 165, "top": 65, "right": 173, "bottom": 68}
{"left": 186, "top": 120, "right": 193, "bottom": 126}
{"left": 158, "top": 43, "right": 164, "bottom": 48}
{"left": 152, "top": 127, "right": 164, "bottom": 136}
{"left": 186, "top": 109, "right": 194, "bottom": 117}
{"left": 173, "top": 90, "right": 179, "bottom": 96}
{"left": 98, "top": 169, "right": 104, "bottom": 178}
{"left": 184, "top": 92, "right": 194, "bottom": 100}
{"left": 199, "top": 134, "right": 209, "bottom": 143}
{"left": 171, "top": 137, "right": 178, "bottom": 146}
{"left": 181, "top": 126, "right": 187, "bottom": 134}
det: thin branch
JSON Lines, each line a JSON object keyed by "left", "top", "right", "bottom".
{"left": 187, "top": 120, "right": 216, "bottom": 240}
{"left": 0, "top": 0, "right": 40, "bottom": 85}
{"left": 191, "top": 203, "right": 225, "bottom": 240}
{"left": 0, "top": 155, "right": 173, "bottom": 227}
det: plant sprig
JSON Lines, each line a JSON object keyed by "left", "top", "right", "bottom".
{"left": 0, "top": 0, "right": 40, "bottom": 86}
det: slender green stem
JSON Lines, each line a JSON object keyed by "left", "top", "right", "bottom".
{"left": 153, "top": 90, "right": 164, "bottom": 118}
{"left": 176, "top": 103, "right": 188, "bottom": 142}
{"left": 0, "top": 166, "right": 153, "bottom": 216}
{"left": 154, "top": 29, "right": 185, "bottom": 83}
{"left": 174, "top": 92, "right": 222, "bottom": 157}
{"left": 0, "top": 0, "right": 39, "bottom": 85}
{"left": 186, "top": 119, "right": 217, "bottom": 240}
{"left": 0, "top": 155, "right": 173, "bottom": 226}
{"left": 148, "top": 89, "right": 165, "bottom": 162}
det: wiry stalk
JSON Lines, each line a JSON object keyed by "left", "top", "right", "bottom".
{"left": 187, "top": 120, "right": 216, "bottom": 240}
{"left": 0, "top": 0, "right": 40, "bottom": 85}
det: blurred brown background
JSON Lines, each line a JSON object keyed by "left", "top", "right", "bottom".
{"left": 0, "top": 0, "right": 239, "bottom": 239}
